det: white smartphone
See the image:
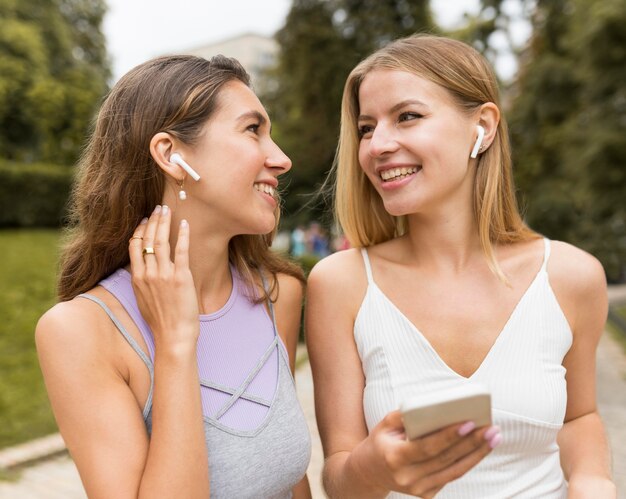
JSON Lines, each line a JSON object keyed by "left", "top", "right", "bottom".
{"left": 400, "top": 384, "right": 492, "bottom": 440}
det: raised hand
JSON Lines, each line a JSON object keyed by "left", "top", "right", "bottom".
{"left": 128, "top": 205, "right": 199, "bottom": 353}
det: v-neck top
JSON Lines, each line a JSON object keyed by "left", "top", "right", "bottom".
{"left": 355, "top": 239, "right": 571, "bottom": 498}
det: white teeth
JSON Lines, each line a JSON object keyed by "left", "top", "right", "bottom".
{"left": 380, "top": 167, "right": 418, "bottom": 181}
{"left": 254, "top": 182, "right": 275, "bottom": 197}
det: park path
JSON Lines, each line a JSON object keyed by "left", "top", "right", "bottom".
{"left": 2, "top": 286, "right": 626, "bottom": 498}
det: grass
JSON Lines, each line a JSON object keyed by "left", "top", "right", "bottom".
{"left": 0, "top": 229, "right": 61, "bottom": 449}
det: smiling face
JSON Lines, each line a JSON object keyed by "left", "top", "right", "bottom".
{"left": 357, "top": 69, "right": 480, "bottom": 218}
{"left": 180, "top": 80, "right": 291, "bottom": 236}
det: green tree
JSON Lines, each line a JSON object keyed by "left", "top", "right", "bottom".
{"left": 266, "top": 0, "right": 435, "bottom": 226}
{"left": 509, "top": 0, "right": 626, "bottom": 280}
{"left": 0, "top": 0, "right": 109, "bottom": 165}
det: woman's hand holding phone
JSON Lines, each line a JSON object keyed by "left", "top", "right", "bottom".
{"left": 349, "top": 410, "right": 499, "bottom": 498}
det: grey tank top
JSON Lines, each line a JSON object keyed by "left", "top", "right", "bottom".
{"left": 80, "top": 267, "right": 311, "bottom": 498}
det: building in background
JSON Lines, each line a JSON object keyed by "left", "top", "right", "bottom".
{"left": 181, "top": 33, "right": 278, "bottom": 90}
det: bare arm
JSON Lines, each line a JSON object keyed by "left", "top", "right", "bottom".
{"left": 306, "top": 251, "right": 494, "bottom": 499}
{"left": 550, "top": 242, "right": 616, "bottom": 498}
{"left": 37, "top": 207, "right": 209, "bottom": 498}
{"left": 273, "top": 273, "right": 312, "bottom": 499}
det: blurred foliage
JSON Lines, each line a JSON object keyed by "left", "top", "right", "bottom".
{"left": 263, "top": 0, "right": 435, "bottom": 228}
{"left": 269, "top": 0, "right": 625, "bottom": 280}
{"left": 0, "top": 161, "right": 73, "bottom": 227}
{"left": 0, "top": 0, "right": 109, "bottom": 165}
{"left": 508, "top": 0, "right": 626, "bottom": 281}
{"left": 0, "top": 230, "right": 60, "bottom": 448}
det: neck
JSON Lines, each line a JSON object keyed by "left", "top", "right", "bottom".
{"left": 403, "top": 204, "right": 483, "bottom": 274}
{"left": 165, "top": 192, "right": 235, "bottom": 315}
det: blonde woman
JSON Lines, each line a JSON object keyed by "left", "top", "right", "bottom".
{"left": 36, "top": 55, "right": 311, "bottom": 498}
{"left": 306, "top": 35, "right": 615, "bottom": 498}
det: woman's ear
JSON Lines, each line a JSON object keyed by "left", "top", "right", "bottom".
{"left": 150, "top": 132, "right": 184, "bottom": 181}
{"left": 477, "top": 102, "right": 500, "bottom": 149}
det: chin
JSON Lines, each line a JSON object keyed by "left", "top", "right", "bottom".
{"left": 382, "top": 200, "right": 419, "bottom": 217}
{"left": 243, "top": 217, "right": 277, "bottom": 236}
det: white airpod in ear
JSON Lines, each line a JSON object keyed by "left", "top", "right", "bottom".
{"left": 470, "top": 125, "right": 485, "bottom": 159}
{"left": 170, "top": 153, "right": 201, "bottom": 181}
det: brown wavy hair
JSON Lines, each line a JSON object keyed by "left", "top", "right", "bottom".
{"left": 334, "top": 34, "right": 538, "bottom": 280}
{"left": 58, "top": 55, "right": 303, "bottom": 302}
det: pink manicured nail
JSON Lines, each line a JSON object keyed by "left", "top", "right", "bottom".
{"left": 484, "top": 426, "right": 500, "bottom": 441}
{"left": 489, "top": 433, "right": 502, "bottom": 449}
{"left": 457, "top": 421, "right": 476, "bottom": 436}
{"left": 140, "top": 218, "right": 148, "bottom": 224}
{"left": 154, "top": 205, "right": 161, "bottom": 213}
{"left": 162, "top": 205, "right": 169, "bottom": 215}
{"left": 180, "top": 219, "right": 188, "bottom": 228}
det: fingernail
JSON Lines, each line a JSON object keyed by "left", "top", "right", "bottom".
{"left": 140, "top": 218, "right": 148, "bottom": 224}
{"left": 154, "top": 205, "right": 161, "bottom": 213}
{"left": 484, "top": 426, "right": 500, "bottom": 441}
{"left": 180, "top": 219, "right": 188, "bottom": 228}
{"left": 162, "top": 205, "right": 169, "bottom": 215}
{"left": 457, "top": 421, "right": 476, "bottom": 436}
{"left": 489, "top": 433, "right": 502, "bottom": 449}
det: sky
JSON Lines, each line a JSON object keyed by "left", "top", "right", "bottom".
{"left": 103, "top": 0, "right": 528, "bottom": 83}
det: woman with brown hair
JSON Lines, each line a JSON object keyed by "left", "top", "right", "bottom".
{"left": 36, "top": 55, "right": 311, "bottom": 498}
{"left": 306, "top": 34, "right": 615, "bottom": 498}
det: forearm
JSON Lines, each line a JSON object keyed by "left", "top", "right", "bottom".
{"left": 138, "top": 347, "right": 209, "bottom": 498}
{"left": 323, "top": 449, "right": 388, "bottom": 499}
{"left": 558, "top": 412, "right": 615, "bottom": 497}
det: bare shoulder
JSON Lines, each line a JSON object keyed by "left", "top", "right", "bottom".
{"left": 548, "top": 240, "right": 607, "bottom": 300}
{"left": 274, "top": 272, "right": 304, "bottom": 308}
{"left": 308, "top": 248, "right": 367, "bottom": 291}
{"left": 307, "top": 248, "right": 369, "bottom": 323}
{"left": 36, "top": 296, "right": 106, "bottom": 356}
{"left": 547, "top": 240, "right": 607, "bottom": 335}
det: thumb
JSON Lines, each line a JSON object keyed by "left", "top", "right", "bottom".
{"left": 380, "top": 410, "right": 406, "bottom": 434}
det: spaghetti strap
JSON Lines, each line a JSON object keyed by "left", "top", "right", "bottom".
{"left": 360, "top": 248, "right": 374, "bottom": 284}
{"left": 540, "top": 238, "right": 551, "bottom": 272}
{"left": 78, "top": 293, "right": 154, "bottom": 420}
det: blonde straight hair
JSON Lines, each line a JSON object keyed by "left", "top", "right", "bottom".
{"left": 59, "top": 55, "right": 303, "bottom": 302}
{"left": 334, "top": 34, "right": 538, "bottom": 279}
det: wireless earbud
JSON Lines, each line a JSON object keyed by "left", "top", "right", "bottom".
{"left": 170, "top": 153, "right": 201, "bottom": 181}
{"left": 470, "top": 125, "right": 485, "bottom": 159}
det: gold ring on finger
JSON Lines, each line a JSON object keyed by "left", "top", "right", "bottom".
{"left": 129, "top": 236, "right": 143, "bottom": 242}
{"left": 142, "top": 247, "right": 156, "bottom": 256}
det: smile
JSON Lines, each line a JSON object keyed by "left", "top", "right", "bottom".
{"left": 253, "top": 182, "right": 276, "bottom": 197}
{"left": 380, "top": 166, "right": 420, "bottom": 182}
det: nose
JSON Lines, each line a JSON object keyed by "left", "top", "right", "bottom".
{"left": 265, "top": 140, "right": 292, "bottom": 175}
{"left": 368, "top": 123, "right": 399, "bottom": 158}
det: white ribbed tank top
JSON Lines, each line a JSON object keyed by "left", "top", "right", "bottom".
{"left": 355, "top": 238, "right": 571, "bottom": 498}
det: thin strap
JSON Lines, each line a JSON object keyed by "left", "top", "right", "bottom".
{"left": 541, "top": 238, "right": 551, "bottom": 272}
{"left": 213, "top": 337, "right": 279, "bottom": 420}
{"left": 360, "top": 248, "right": 374, "bottom": 284}
{"left": 78, "top": 293, "right": 154, "bottom": 420}
{"left": 199, "top": 378, "right": 272, "bottom": 407}
{"left": 260, "top": 271, "right": 279, "bottom": 339}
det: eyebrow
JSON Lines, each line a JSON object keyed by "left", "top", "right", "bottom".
{"left": 358, "top": 99, "right": 429, "bottom": 121}
{"left": 236, "top": 110, "right": 271, "bottom": 132}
